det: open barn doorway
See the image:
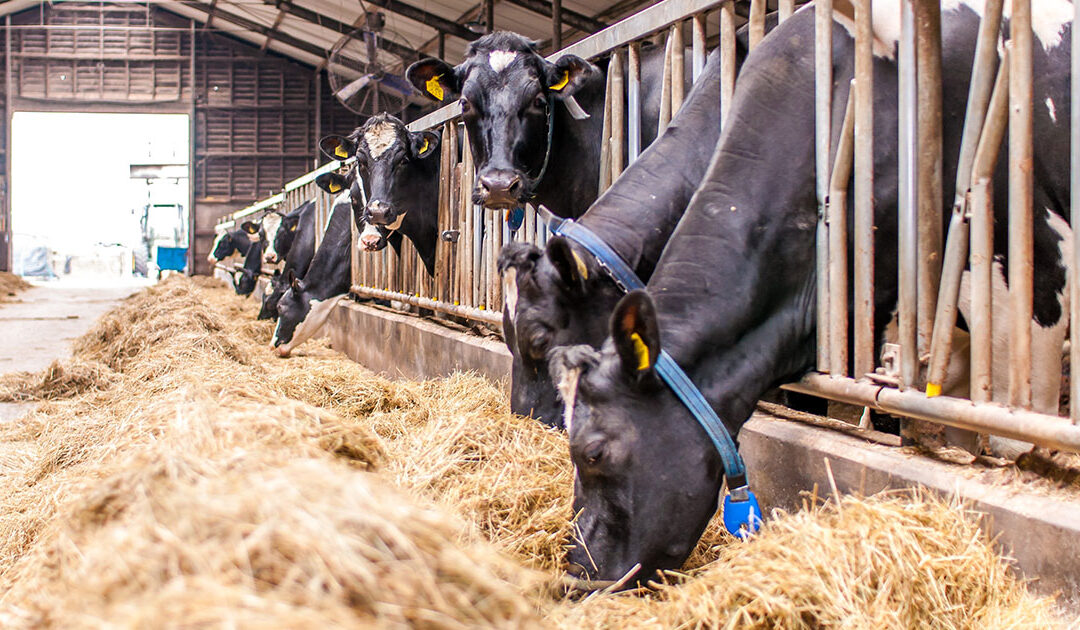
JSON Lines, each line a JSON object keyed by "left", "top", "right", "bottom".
{"left": 10, "top": 112, "right": 190, "bottom": 283}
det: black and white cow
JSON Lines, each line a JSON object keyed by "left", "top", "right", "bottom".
{"left": 230, "top": 225, "right": 265, "bottom": 296}
{"left": 271, "top": 174, "right": 380, "bottom": 357}
{"left": 546, "top": 0, "right": 1074, "bottom": 585}
{"left": 263, "top": 199, "right": 315, "bottom": 265}
{"left": 207, "top": 225, "right": 258, "bottom": 266}
{"left": 497, "top": 46, "right": 731, "bottom": 427}
{"left": 259, "top": 201, "right": 317, "bottom": 320}
{"left": 320, "top": 114, "right": 441, "bottom": 275}
{"left": 407, "top": 32, "right": 679, "bottom": 218}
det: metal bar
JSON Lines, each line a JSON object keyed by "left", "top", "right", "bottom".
{"left": 915, "top": 0, "right": 943, "bottom": 363}
{"left": 748, "top": 0, "right": 765, "bottom": 50}
{"left": 829, "top": 84, "right": 856, "bottom": 377}
{"left": 359, "top": 0, "right": 481, "bottom": 42}
{"left": 556, "top": 0, "right": 727, "bottom": 62}
{"left": 783, "top": 374, "right": 1080, "bottom": 453}
{"left": 1073, "top": 0, "right": 1080, "bottom": 424}
{"left": 352, "top": 285, "right": 503, "bottom": 326}
{"left": 3, "top": 14, "right": 12, "bottom": 273}
{"left": 552, "top": 0, "right": 562, "bottom": 50}
{"left": 610, "top": 48, "right": 625, "bottom": 178}
{"left": 599, "top": 65, "right": 614, "bottom": 193}
{"left": 485, "top": 0, "right": 494, "bottom": 33}
{"left": 925, "top": 0, "right": 1004, "bottom": 395}
{"left": 627, "top": 41, "right": 641, "bottom": 163}
{"left": 853, "top": 0, "right": 874, "bottom": 378}
{"left": 814, "top": 0, "right": 832, "bottom": 372}
{"left": 692, "top": 13, "right": 705, "bottom": 83}
{"left": 264, "top": 0, "right": 421, "bottom": 61}
{"left": 897, "top": 0, "right": 918, "bottom": 390}
{"left": 188, "top": 19, "right": 196, "bottom": 275}
{"left": 1008, "top": 2, "right": 1034, "bottom": 409}
{"left": 779, "top": 0, "right": 794, "bottom": 22}
{"left": 969, "top": 51, "right": 1009, "bottom": 404}
{"left": 671, "top": 23, "right": 685, "bottom": 111}
{"left": 719, "top": 1, "right": 736, "bottom": 129}
{"left": 659, "top": 33, "right": 673, "bottom": 130}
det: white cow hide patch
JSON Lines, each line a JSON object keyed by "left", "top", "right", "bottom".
{"left": 262, "top": 212, "right": 283, "bottom": 261}
{"left": 488, "top": 50, "right": 518, "bottom": 73}
{"left": 503, "top": 267, "right": 519, "bottom": 321}
{"left": 364, "top": 121, "right": 399, "bottom": 159}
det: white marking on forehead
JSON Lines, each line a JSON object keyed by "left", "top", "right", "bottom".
{"left": 488, "top": 50, "right": 518, "bottom": 73}
{"left": 556, "top": 366, "right": 582, "bottom": 433}
{"left": 503, "top": 267, "right": 519, "bottom": 321}
{"left": 363, "top": 121, "right": 399, "bottom": 159}
{"left": 262, "top": 213, "right": 283, "bottom": 260}
{"left": 1045, "top": 97, "right": 1057, "bottom": 123}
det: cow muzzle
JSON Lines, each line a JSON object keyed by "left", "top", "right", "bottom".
{"left": 476, "top": 169, "right": 525, "bottom": 209}
{"left": 365, "top": 200, "right": 397, "bottom": 226}
{"left": 264, "top": 253, "right": 279, "bottom": 264}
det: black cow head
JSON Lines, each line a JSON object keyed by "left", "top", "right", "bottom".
{"left": 208, "top": 229, "right": 252, "bottom": 264}
{"left": 261, "top": 211, "right": 288, "bottom": 264}
{"left": 271, "top": 271, "right": 309, "bottom": 357}
{"left": 314, "top": 171, "right": 392, "bottom": 253}
{"left": 258, "top": 270, "right": 284, "bottom": 320}
{"left": 319, "top": 114, "right": 439, "bottom": 232}
{"left": 231, "top": 266, "right": 257, "bottom": 296}
{"left": 548, "top": 290, "right": 723, "bottom": 587}
{"left": 497, "top": 237, "right": 621, "bottom": 427}
{"left": 407, "top": 33, "right": 598, "bottom": 209}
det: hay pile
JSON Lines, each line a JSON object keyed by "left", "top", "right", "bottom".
{"left": 0, "top": 276, "right": 1069, "bottom": 628}
{"left": 0, "top": 271, "right": 30, "bottom": 302}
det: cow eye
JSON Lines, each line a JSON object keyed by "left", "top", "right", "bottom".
{"left": 583, "top": 439, "right": 605, "bottom": 466}
{"left": 459, "top": 97, "right": 472, "bottom": 113}
{"left": 532, "top": 94, "right": 546, "bottom": 110}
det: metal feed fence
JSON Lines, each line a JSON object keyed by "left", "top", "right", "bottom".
{"left": 216, "top": 0, "right": 1080, "bottom": 457}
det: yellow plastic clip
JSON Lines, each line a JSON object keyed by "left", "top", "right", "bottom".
{"left": 334, "top": 143, "right": 349, "bottom": 158}
{"left": 550, "top": 70, "right": 570, "bottom": 92}
{"left": 426, "top": 74, "right": 445, "bottom": 101}
{"left": 630, "top": 332, "right": 650, "bottom": 371}
{"left": 926, "top": 382, "right": 942, "bottom": 398}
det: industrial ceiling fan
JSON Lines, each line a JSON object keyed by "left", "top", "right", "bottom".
{"left": 327, "top": 12, "right": 419, "bottom": 118}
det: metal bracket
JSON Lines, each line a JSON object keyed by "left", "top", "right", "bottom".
{"left": 440, "top": 229, "right": 460, "bottom": 243}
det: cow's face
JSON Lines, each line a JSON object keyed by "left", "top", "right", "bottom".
{"left": 258, "top": 271, "right": 285, "bottom": 320}
{"left": 208, "top": 231, "right": 232, "bottom": 264}
{"left": 548, "top": 291, "right": 722, "bottom": 587}
{"left": 321, "top": 116, "right": 440, "bottom": 231}
{"left": 262, "top": 212, "right": 286, "bottom": 263}
{"left": 407, "top": 33, "right": 598, "bottom": 209}
{"left": 231, "top": 267, "right": 257, "bottom": 296}
{"left": 271, "top": 282, "right": 309, "bottom": 357}
{"left": 498, "top": 238, "right": 618, "bottom": 427}
{"left": 315, "top": 172, "right": 391, "bottom": 253}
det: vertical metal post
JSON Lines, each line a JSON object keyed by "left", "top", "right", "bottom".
{"left": 313, "top": 69, "right": 322, "bottom": 168}
{"left": 748, "top": 0, "right": 765, "bottom": 50}
{"left": 610, "top": 49, "right": 625, "bottom": 179}
{"left": 671, "top": 23, "right": 685, "bottom": 113}
{"left": 485, "top": 0, "right": 494, "bottom": 33}
{"left": 829, "top": 85, "right": 856, "bottom": 377}
{"left": 814, "top": 0, "right": 833, "bottom": 372}
{"left": 719, "top": 2, "right": 736, "bottom": 130}
{"left": 552, "top": 0, "right": 562, "bottom": 51}
{"left": 188, "top": 19, "right": 197, "bottom": 274}
{"left": 627, "top": 41, "right": 641, "bottom": 163}
{"left": 925, "top": 0, "right": 1004, "bottom": 395}
{"left": 692, "top": 13, "right": 705, "bottom": 83}
{"left": 1008, "top": 1, "right": 1033, "bottom": 410}
{"left": 898, "top": 0, "right": 919, "bottom": 390}
{"left": 779, "top": 0, "right": 794, "bottom": 22}
{"left": 915, "top": 0, "right": 942, "bottom": 361}
{"left": 658, "top": 34, "right": 673, "bottom": 130}
{"left": 970, "top": 53, "right": 1010, "bottom": 405}
{"left": 1073, "top": 0, "right": 1080, "bottom": 424}
{"left": 598, "top": 66, "right": 614, "bottom": 193}
{"left": 853, "top": 0, "right": 875, "bottom": 378}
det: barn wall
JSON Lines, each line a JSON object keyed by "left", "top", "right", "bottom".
{"left": 0, "top": 2, "right": 364, "bottom": 274}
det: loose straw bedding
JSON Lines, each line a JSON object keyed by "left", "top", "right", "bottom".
{"left": 0, "top": 276, "right": 1068, "bottom": 628}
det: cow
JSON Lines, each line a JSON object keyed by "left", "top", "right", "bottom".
{"left": 230, "top": 225, "right": 265, "bottom": 296}
{"left": 207, "top": 224, "right": 258, "bottom": 266}
{"left": 406, "top": 32, "right": 680, "bottom": 218}
{"left": 497, "top": 46, "right": 732, "bottom": 428}
{"left": 545, "top": 0, "right": 1074, "bottom": 586}
{"left": 259, "top": 201, "right": 317, "bottom": 320}
{"left": 319, "top": 113, "right": 441, "bottom": 275}
{"left": 271, "top": 173, "right": 381, "bottom": 357}
{"left": 263, "top": 199, "right": 315, "bottom": 265}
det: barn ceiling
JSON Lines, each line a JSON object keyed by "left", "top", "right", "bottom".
{"left": 0, "top": 0, "right": 655, "bottom": 75}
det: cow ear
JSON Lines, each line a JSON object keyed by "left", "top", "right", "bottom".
{"left": 406, "top": 57, "right": 459, "bottom": 103}
{"left": 320, "top": 135, "right": 355, "bottom": 161}
{"left": 240, "top": 221, "right": 260, "bottom": 235}
{"left": 546, "top": 54, "right": 598, "bottom": 97}
{"left": 410, "top": 130, "right": 440, "bottom": 159}
{"left": 546, "top": 236, "right": 589, "bottom": 292}
{"left": 315, "top": 172, "right": 348, "bottom": 194}
{"left": 610, "top": 290, "right": 660, "bottom": 376}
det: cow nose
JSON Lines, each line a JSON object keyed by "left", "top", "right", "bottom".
{"left": 264, "top": 254, "right": 277, "bottom": 264}
{"left": 360, "top": 233, "right": 383, "bottom": 251}
{"left": 477, "top": 170, "right": 523, "bottom": 207}
{"left": 366, "top": 200, "right": 393, "bottom": 225}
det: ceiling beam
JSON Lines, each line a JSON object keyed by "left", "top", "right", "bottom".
{"left": 269, "top": 0, "right": 422, "bottom": 63}
{"left": 359, "top": 0, "right": 480, "bottom": 43}
{"left": 260, "top": 9, "right": 286, "bottom": 52}
{"left": 502, "top": 0, "right": 605, "bottom": 34}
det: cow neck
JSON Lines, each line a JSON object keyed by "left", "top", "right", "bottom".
{"left": 302, "top": 199, "right": 352, "bottom": 298}
{"left": 578, "top": 48, "right": 724, "bottom": 281}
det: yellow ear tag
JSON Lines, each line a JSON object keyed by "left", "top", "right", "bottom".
{"left": 334, "top": 143, "right": 349, "bottom": 158}
{"left": 571, "top": 251, "right": 588, "bottom": 280}
{"left": 420, "top": 137, "right": 430, "bottom": 154}
{"left": 328, "top": 181, "right": 342, "bottom": 193}
{"left": 550, "top": 70, "right": 570, "bottom": 92}
{"left": 426, "top": 74, "right": 444, "bottom": 101}
{"left": 630, "top": 332, "right": 650, "bottom": 371}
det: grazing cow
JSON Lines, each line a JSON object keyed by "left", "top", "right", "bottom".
{"left": 320, "top": 114, "right": 441, "bottom": 275}
{"left": 271, "top": 174, "right": 382, "bottom": 357}
{"left": 259, "top": 201, "right": 317, "bottom": 320}
{"left": 407, "top": 32, "right": 679, "bottom": 218}
{"left": 546, "top": 1, "right": 1073, "bottom": 585}
{"left": 497, "top": 46, "right": 730, "bottom": 427}
{"left": 230, "top": 229, "right": 264, "bottom": 297}
{"left": 207, "top": 224, "right": 258, "bottom": 266}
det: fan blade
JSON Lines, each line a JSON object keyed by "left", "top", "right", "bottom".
{"left": 335, "top": 74, "right": 375, "bottom": 102}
